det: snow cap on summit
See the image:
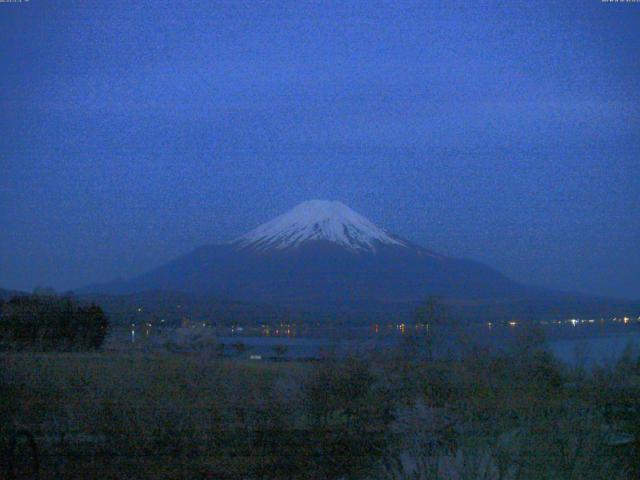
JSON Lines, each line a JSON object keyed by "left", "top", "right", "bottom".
{"left": 235, "top": 200, "right": 406, "bottom": 252}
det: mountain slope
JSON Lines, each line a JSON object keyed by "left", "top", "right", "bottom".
{"left": 91, "top": 240, "right": 532, "bottom": 302}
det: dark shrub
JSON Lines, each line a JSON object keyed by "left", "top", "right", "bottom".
{"left": 301, "top": 356, "right": 388, "bottom": 478}
{"left": 0, "top": 295, "right": 108, "bottom": 351}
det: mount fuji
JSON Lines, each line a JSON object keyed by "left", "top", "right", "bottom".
{"left": 88, "top": 200, "right": 525, "bottom": 300}
{"left": 83, "top": 200, "right": 637, "bottom": 320}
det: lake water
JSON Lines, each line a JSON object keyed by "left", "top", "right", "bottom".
{"left": 216, "top": 331, "right": 640, "bottom": 367}
{"left": 548, "top": 332, "right": 640, "bottom": 367}
{"left": 218, "top": 324, "right": 640, "bottom": 367}
{"left": 118, "top": 321, "right": 640, "bottom": 367}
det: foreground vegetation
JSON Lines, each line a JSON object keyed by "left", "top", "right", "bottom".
{"left": 1, "top": 328, "right": 639, "bottom": 480}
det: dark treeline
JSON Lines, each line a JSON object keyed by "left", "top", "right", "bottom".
{"left": 0, "top": 294, "right": 108, "bottom": 351}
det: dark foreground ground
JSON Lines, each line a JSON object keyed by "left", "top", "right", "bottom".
{"left": 1, "top": 334, "right": 639, "bottom": 479}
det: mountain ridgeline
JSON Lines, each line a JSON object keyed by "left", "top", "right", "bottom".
{"left": 84, "top": 200, "right": 638, "bottom": 322}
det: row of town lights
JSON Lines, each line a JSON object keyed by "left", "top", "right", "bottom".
{"left": 128, "top": 307, "right": 637, "bottom": 335}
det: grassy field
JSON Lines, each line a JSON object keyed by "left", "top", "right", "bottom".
{"left": 1, "top": 352, "right": 315, "bottom": 479}
{"left": 1, "top": 340, "right": 639, "bottom": 479}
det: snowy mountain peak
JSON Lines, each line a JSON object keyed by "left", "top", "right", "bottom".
{"left": 234, "top": 200, "right": 407, "bottom": 252}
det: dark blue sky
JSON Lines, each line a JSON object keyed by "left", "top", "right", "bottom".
{"left": 1, "top": 1, "right": 639, "bottom": 299}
